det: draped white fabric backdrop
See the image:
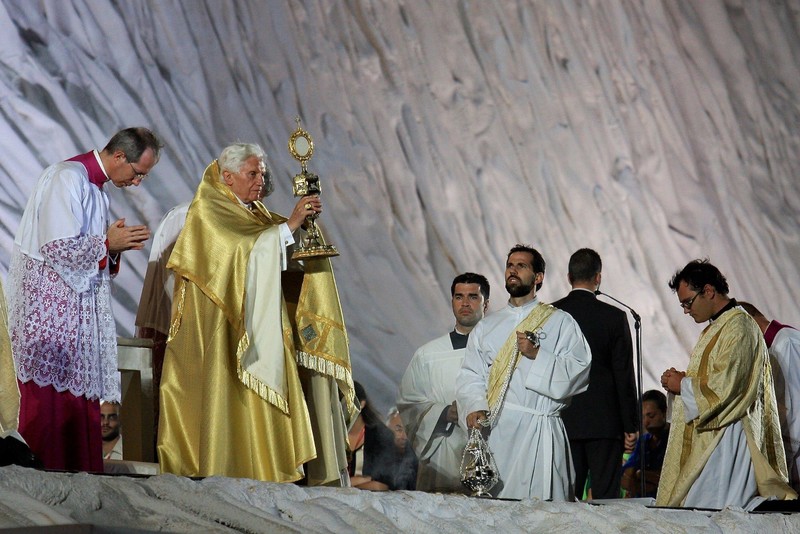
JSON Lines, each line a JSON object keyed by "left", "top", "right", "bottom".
{"left": 1, "top": 0, "right": 798, "bottom": 413}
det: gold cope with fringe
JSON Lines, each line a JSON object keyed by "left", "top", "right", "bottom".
{"left": 158, "top": 160, "right": 355, "bottom": 483}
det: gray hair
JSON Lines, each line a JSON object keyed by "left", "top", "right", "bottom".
{"left": 103, "top": 127, "right": 163, "bottom": 163}
{"left": 218, "top": 142, "right": 274, "bottom": 196}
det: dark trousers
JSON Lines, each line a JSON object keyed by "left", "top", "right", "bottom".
{"left": 570, "top": 438, "right": 623, "bottom": 500}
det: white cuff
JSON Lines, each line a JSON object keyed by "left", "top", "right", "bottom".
{"left": 278, "top": 223, "right": 295, "bottom": 270}
{"left": 681, "top": 376, "right": 699, "bottom": 422}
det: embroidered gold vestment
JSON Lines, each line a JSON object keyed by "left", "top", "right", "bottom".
{"left": 157, "top": 161, "right": 354, "bottom": 483}
{"left": 656, "top": 307, "right": 796, "bottom": 506}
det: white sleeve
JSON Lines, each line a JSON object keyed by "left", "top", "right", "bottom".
{"left": 681, "top": 376, "right": 699, "bottom": 422}
{"left": 278, "top": 222, "right": 295, "bottom": 271}
{"left": 524, "top": 314, "right": 592, "bottom": 401}
{"left": 456, "top": 324, "right": 490, "bottom": 429}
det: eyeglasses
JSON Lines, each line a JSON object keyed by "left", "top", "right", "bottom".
{"left": 129, "top": 162, "right": 148, "bottom": 180}
{"left": 679, "top": 290, "right": 704, "bottom": 310}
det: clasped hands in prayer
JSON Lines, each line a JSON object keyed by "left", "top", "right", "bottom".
{"left": 661, "top": 367, "right": 686, "bottom": 395}
{"left": 107, "top": 218, "right": 150, "bottom": 253}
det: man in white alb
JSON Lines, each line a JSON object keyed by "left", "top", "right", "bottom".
{"left": 457, "top": 244, "right": 591, "bottom": 500}
{"left": 398, "top": 272, "right": 490, "bottom": 492}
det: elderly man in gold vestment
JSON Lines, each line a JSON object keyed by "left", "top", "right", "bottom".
{"left": 658, "top": 259, "right": 796, "bottom": 509}
{"left": 157, "top": 143, "right": 356, "bottom": 484}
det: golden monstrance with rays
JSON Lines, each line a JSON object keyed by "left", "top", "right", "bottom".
{"left": 287, "top": 117, "right": 339, "bottom": 259}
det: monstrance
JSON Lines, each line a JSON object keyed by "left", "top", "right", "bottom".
{"left": 288, "top": 117, "right": 339, "bottom": 259}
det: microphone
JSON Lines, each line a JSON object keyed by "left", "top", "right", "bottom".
{"left": 596, "top": 288, "right": 644, "bottom": 497}
{"left": 595, "top": 290, "right": 641, "bottom": 323}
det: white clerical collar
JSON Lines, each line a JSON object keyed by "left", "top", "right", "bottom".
{"left": 232, "top": 194, "right": 252, "bottom": 210}
{"left": 573, "top": 287, "right": 595, "bottom": 294}
{"left": 92, "top": 150, "right": 111, "bottom": 183}
{"left": 508, "top": 296, "right": 539, "bottom": 309}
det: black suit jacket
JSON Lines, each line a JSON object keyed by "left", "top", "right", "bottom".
{"left": 554, "top": 289, "right": 638, "bottom": 440}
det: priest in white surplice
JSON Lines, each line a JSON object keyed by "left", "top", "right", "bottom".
{"left": 7, "top": 128, "right": 162, "bottom": 471}
{"left": 398, "top": 272, "right": 490, "bottom": 493}
{"left": 658, "top": 260, "right": 796, "bottom": 509}
{"left": 457, "top": 245, "right": 591, "bottom": 500}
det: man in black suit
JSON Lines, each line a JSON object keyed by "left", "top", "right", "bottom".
{"left": 554, "top": 248, "right": 638, "bottom": 499}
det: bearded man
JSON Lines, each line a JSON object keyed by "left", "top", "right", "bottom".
{"left": 457, "top": 244, "right": 591, "bottom": 500}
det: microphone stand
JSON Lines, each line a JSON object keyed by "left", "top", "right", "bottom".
{"left": 596, "top": 290, "right": 645, "bottom": 498}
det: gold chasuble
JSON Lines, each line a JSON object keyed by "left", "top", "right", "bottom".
{"left": 158, "top": 161, "right": 355, "bottom": 483}
{"left": 656, "top": 307, "right": 796, "bottom": 506}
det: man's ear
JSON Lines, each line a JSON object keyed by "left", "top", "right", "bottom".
{"left": 222, "top": 171, "right": 234, "bottom": 186}
{"left": 704, "top": 284, "right": 715, "bottom": 299}
{"left": 108, "top": 150, "right": 127, "bottom": 170}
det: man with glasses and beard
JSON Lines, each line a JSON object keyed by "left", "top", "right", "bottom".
{"left": 456, "top": 245, "right": 591, "bottom": 500}
{"left": 657, "top": 259, "right": 796, "bottom": 509}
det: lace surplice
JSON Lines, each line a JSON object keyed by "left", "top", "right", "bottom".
{"left": 7, "top": 236, "right": 120, "bottom": 402}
